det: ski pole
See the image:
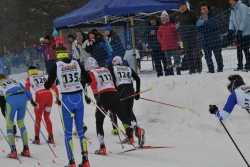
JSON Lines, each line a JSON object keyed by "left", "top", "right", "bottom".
{"left": 26, "top": 108, "right": 58, "bottom": 158}
{"left": 0, "top": 128, "right": 22, "bottom": 164}
{"left": 120, "top": 87, "right": 153, "bottom": 101}
{"left": 140, "top": 97, "right": 186, "bottom": 110}
{"left": 110, "top": 109, "right": 124, "bottom": 149}
{"left": 219, "top": 120, "right": 249, "bottom": 167}
{"left": 83, "top": 91, "right": 136, "bottom": 149}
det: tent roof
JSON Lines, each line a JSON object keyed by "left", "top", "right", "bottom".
{"left": 53, "top": 0, "right": 186, "bottom": 29}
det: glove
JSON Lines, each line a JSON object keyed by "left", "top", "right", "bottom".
{"left": 85, "top": 95, "right": 91, "bottom": 104}
{"left": 134, "top": 90, "right": 140, "bottom": 100}
{"left": 196, "top": 20, "right": 204, "bottom": 27}
{"left": 209, "top": 105, "right": 218, "bottom": 114}
{"left": 94, "top": 95, "right": 101, "bottom": 104}
{"left": 228, "top": 30, "right": 235, "bottom": 37}
{"left": 236, "top": 30, "right": 243, "bottom": 43}
{"left": 30, "top": 99, "right": 38, "bottom": 108}
{"left": 55, "top": 98, "right": 62, "bottom": 106}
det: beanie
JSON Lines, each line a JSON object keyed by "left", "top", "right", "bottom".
{"left": 161, "top": 11, "right": 169, "bottom": 18}
{"left": 39, "top": 37, "right": 44, "bottom": 41}
{"left": 52, "top": 29, "right": 59, "bottom": 36}
{"left": 44, "top": 35, "right": 50, "bottom": 40}
{"left": 104, "top": 24, "right": 112, "bottom": 31}
{"left": 77, "top": 35, "right": 84, "bottom": 39}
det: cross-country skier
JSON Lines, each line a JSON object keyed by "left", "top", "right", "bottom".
{"left": 209, "top": 74, "right": 250, "bottom": 120}
{"left": 85, "top": 57, "right": 145, "bottom": 155}
{"left": 25, "top": 66, "right": 59, "bottom": 144}
{"left": 0, "top": 73, "right": 38, "bottom": 158}
{"left": 108, "top": 56, "right": 140, "bottom": 143}
{"left": 44, "top": 46, "right": 91, "bottom": 167}
{"left": 0, "top": 96, "right": 17, "bottom": 135}
{"left": 105, "top": 58, "right": 121, "bottom": 135}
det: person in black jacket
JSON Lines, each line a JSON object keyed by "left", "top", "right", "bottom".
{"left": 85, "top": 31, "right": 109, "bottom": 67}
{"left": 145, "top": 14, "right": 167, "bottom": 77}
{"left": 197, "top": 2, "right": 224, "bottom": 73}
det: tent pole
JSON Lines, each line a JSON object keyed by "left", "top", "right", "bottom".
{"left": 130, "top": 16, "right": 138, "bottom": 74}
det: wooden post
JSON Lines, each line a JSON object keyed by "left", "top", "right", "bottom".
{"left": 130, "top": 16, "right": 138, "bottom": 74}
{"left": 59, "top": 30, "right": 63, "bottom": 45}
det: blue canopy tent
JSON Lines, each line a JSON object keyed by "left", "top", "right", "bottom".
{"left": 53, "top": 0, "right": 186, "bottom": 29}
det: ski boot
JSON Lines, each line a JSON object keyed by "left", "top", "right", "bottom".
{"left": 7, "top": 145, "right": 17, "bottom": 159}
{"left": 21, "top": 145, "right": 30, "bottom": 157}
{"left": 121, "top": 137, "right": 134, "bottom": 144}
{"left": 32, "top": 136, "right": 40, "bottom": 144}
{"left": 111, "top": 127, "right": 121, "bottom": 135}
{"left": 95, "top": 144, "right": 106, "bottom": 155}
{"left": 48, "top": 133, "right": 54, "bottom": 144}
{"left": 65, "top": 158, "right": 76, "bottom": 167}
{"left": 78, "top": 155, "right": 90, "bottom": 167}
{"left": 134, "top": 126, "right": 145, "bottom": 148}
{"left": 83, "top": 124, "right": 88, "bottom": 133}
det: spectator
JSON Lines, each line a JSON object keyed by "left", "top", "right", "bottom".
{"left": 76, "top": 34, "right": 91, "bottom": 69}
{"left": 228, "top": 0, "right": 250, "bottom": 71}
{"left": 176, "top": 2, "right": 203, "bottom": 74}
{"left": 85, "top": 31, "right": 109, "bottom": 67}
{"left": 158, "top": 11, "right": 181, "bottom": 75}
{"left": 104, "top": 24, "right": 125, "bottom": 58}
{"left": 67, "top": 34, "right": 74, "bottom": 59}
{"left": 146, "top": 14, "right": 168, "bottom": 77}
{"left": 91, "top": 29, "right": 103, "bottom": 39}
{"left": 33, "top": 37, "right": 46, "bottom": 63}
{"left": 52, "top": 29, "right": 68, "bottom": 49}
{"left": 123, "top": 43, "right": 140, "bottom": 71}
{"left": 44, "top": 35, "right": 56, "bottom": 74}
{"left": 197, "top": 2, "right": 224, "bottom": 73}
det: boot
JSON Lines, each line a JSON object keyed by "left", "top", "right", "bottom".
{"left": 165, "top": 65, "right": 174, "bottom": 76}
{"left": 95, "top": 144, "right": 106, "bottom": 155}
{"left": 234, "top": 64, "right": 243, "bottom": 71}
{"left": 176, "top": 64, "right": 181, "bottom": 75}
{"left": 111, "top": 127, "right": 121, "bottom": 135}
{"left": 134, "top": 126, "right": 145, "bottom": 148}
{"left": 83, "top": 124, "right": 88, "bottom": 133}
{"left": 32, "top": 136, "right": 40, "bottom": 144}
{"left": 65, "top": 158, "right": 76, "bottom": 167}
{"left": 21, "top": 145, "right": 30, "bottom": 157}
{"left": 48, "top": 133, "right": 54, "bottom": 144}
{"left": 7, "top": 145, "right": 17, "bottom": 159}
{"left": 78, "top": 155, "right": 90, "bottom": 167}
{"left": 121, "top": 137, "right": 134, "bottom": 144}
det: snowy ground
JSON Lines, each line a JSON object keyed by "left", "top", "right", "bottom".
{"left": 1, "top": 70, "right": 250, "bottom": 167}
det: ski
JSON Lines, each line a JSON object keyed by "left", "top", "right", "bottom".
{"left": 18, "top": 154, "right": 38, "bottom": 160}
{"left": 117, "top": 146, "right": 174, "bottom": 154}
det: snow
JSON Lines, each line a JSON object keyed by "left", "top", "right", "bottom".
{"left": 1, "top": 70, "right": 250, "bottom": 167}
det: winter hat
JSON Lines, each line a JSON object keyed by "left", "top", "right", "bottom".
{"left": 178, "top": 2, "right": 187, "bottom": 8}
{"left": 161, "top": 11, "right": 169, "bottom": 18}
{"left": 52, "top": 29, "right": 59, "bottom": 36}
{"left": 104, "top": 24, "right": 112, "bottom": 31}
{"left": 86, "top": 57, "right": 98, "bottom": 71}
{"left": 77, "top": 35, "right": 84, "bottom": 39}
{"left": 44, "top": 35, "right": 50, "bottom": 40}
{"left": 112, "top": 56, "right": 123, "bottom": 66}
{"left": 0, "top": 73, "right": 7, "bottom": 80}
{"left": 68, "top": 34, "right": 74, "bottom": 38}
{"left": 39, "top": 37, "right": 44, "bottom": 41}
{"left": 28, "top": 66, "right": 38, "bottom": 76}
{"left": 227, "top": 74, "right": 245, "bottom": 92}
{"left": 55, "top": 46, "right": 69, "bottom": 59}
{"left": 91, "top": 29, "right": 98, "bottom": 33}
{"left": 88, "top": 31, "right": 97, "bottom": 38}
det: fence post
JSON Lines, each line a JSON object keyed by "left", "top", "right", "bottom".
{"left": 130, "top": 16, "right": 138, "bottom": 74}
{"left": 59, "top": 30, "right": 63, "bottom": 45}
{"left": 23, "top": 42, "right": 29, "bottom": 75}
{"left": 3, "top": 46, "right": 8, "bottom": 78}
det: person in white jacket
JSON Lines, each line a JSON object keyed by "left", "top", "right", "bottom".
{"left": 76, "top": 35, "right": 91, "bottom": 70}
{"left": 123, "top": 43, "right": 140, "bottom": 71}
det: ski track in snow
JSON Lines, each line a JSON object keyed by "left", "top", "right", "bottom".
{"left": 0, "top": 70, "right": 250, "bottom": 166}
